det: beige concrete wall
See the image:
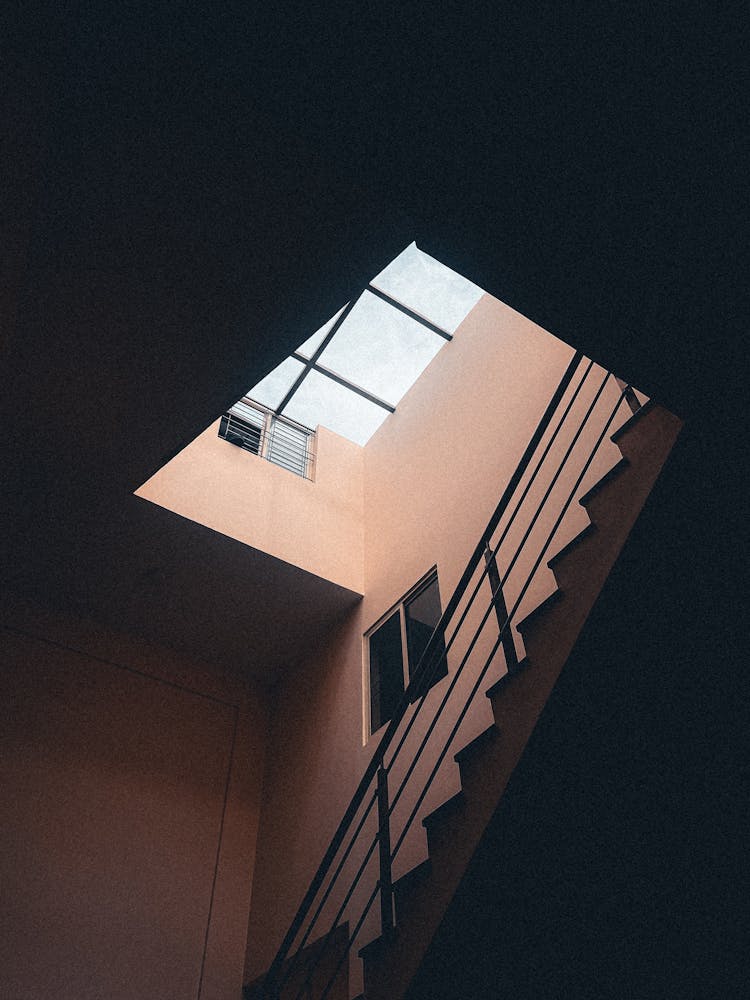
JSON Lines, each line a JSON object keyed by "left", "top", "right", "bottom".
{"left": 0, "top": 597, "right": 268, "bottom": 1000}
{"left": 244, "top": 604, "right": 369, "bottom": 985}
{"left": 136, "top": 421, "right": 365, "bottom": 594}
{"left": 244, "top": 293, "right": 634, "bottom": 994}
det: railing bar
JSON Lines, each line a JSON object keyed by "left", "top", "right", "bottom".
{"left": 404, "top": 351, "right": 583, "bottom": 649}
{"left": 388, "top": 564, "right": 525, "bottom": 815}
{"left": 377, "top": 767, "right": 394, "bottom": 936}
{"left": 386, "top": 368, "right": 610, "bottom": 815}
{"left": 317, "top": 884, "right": 380, "bottom": 1000}
{"left": 226, "top": 419, "right": 263, "bottom": 434}
{"left": 224, "top": 425, "right": 262, "bottom": 440}
{"left": 239, "top": 396, "right": 316, "bottom": 435}
{"left": 390, "top": 621, "right": 509, "bottom": 864}
{"left": 384, "top": 357, "right": 595, "bottom": 774}
{"left": 381, "top": 353, "right": 584, "bottom": 728}
{"left": 263, "top": 351, "right": 583, "bottom": 985}
{"left": 282, "top": 834, "right": 379, "bottom": 1000}
{"left": 281, "top": 790, "right": 378, "bottom": 983}
{"left": 485, "top": 359, "right": 595, "bottom": 565}
{"left": 263, "top": 443, "right": 309, "bottom": 460}
{"left": 276, "top": 297, "right": 360, "bottom": 415}
{"left": 268, "top": 422, "right": 313, "bottom": 438}
{"left": 266, "top": 441, "right": 309, "bottom": 455}
{"left": 262, "top": 445, "right": 305, "bottom": 461}
{"left": 290, "top": 354, "right": 397, "bottom": 413}
{"left": 266, "top": 434, "right": 311, "bottom": 449}
{"left": 265, "top": 424, "right": 309, "bottom": 439}
{"left": 366, "top": 283, "right": 454, "bottom": 341}
{"left": 231, "top": 420, "right": 307, "bottom": 446}
{"left": 266, "top": 442, "right": 312, "bottom": 458}
{"left": 224, "top": 445, "right": 310, "bottom": 471}
{"left": 391, "top": 380, "right": 627, "bottom": 864}
{"left": 496, "top": 369, "right": 611, "bottom": 593}
{"left": 392, "top": 382, "right": 626, "bottom": 861}
{"left": 267, "top": 450, "right": 312, "bottom": 463}
{"left": 221, "top": 411, "right": 315, "bottom": 479}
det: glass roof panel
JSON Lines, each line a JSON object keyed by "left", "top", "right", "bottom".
{"left": 371, "top": 242, "right": 484, "bottom": 333}
{"left": 296, "top": 304, "right": 348, "bottom": 358}
{"left": 282, "top": 369, "right": 389, "bottom": 446}
{"left": 317, "top": 291, "right": 445, "bottom": 406}
{"left": 246, "top": 356, "right": 305, "bottom": 409}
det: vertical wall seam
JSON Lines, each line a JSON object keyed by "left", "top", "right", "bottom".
{"left": 197, "top": 704, "right": 240, "bottom": 999}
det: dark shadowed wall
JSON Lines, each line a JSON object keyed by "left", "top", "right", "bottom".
{"left": 1, "top": 599, "right": 268, "bottom": 1000}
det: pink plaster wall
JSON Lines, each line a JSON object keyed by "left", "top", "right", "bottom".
{"left": 244, "top": 293, "right": 634, "bottom": 993}
{"left": 1, "top": 597, "right": 268, "bottom": 1000}
{"left": 135, "top": 421, "right": 364, "bottom": 594}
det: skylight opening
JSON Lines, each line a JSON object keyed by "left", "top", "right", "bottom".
{"left": 240, "top": 243, "right": 485, "bottom": 449}
{"left": 248, "top": 356, "right": 306, "bottom": 410}
{"left": 371, "top": 242, "right": 484, "bottom": 332}
{"left": 316, "top": 291, "right": 446, "bottom": 407}
{"left": 296, "top": 304, "right": 349, "bottom": 359}
{"left": 283, "top": 370, "right": 390, "bottom": 446}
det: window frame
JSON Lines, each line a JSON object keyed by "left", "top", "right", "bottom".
{"left": 364, "top": 568, "right": 448, "bottom": 740}
{"left": 218, "top": 397, "right": 316, "bottom": 480}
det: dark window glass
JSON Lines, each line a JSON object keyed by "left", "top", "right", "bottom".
{"left": 369, "top": 610, "right": 405, "bottom": 733}
{"left": 405, "top": 575, "right": 447, "bottom": 698}
{"left": 220, "top": 411, "right": 262, "bottom": 454}
{"left": 235, "top": 421, "right": 262, "bottom": 454}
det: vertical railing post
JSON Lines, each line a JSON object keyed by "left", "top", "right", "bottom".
{"left": 376, "top": 765, "right": 394, "bottom": 937}
{"left": 484, "top": 543, "right": 519, "bottom": 672}
{"left": 614, "top": 376, "right": 640, "bottom": 415}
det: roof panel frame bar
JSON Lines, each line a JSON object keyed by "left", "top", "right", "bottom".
{"left": 290, "top": 353, "right": 396, "bottom": 412}
{"left": 366, "top": 284, "right": 453, "bottom": 341}
{"left": 276, "top": 295, "right": 360, "bottom": 414}
{"left": 275, "top": 277, "right": 453, "bottom": 419}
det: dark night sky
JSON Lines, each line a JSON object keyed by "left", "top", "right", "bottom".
{"left": 8, "top": 3, "right": 743, "bottom": 414}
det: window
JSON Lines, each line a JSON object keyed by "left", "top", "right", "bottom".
{"left": 218, "top": 398, "right": 314, "bottom": 479}
{"left": 367, "top": 571, "right": 448, "bottom": 734}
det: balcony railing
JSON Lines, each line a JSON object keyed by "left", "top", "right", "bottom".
{"left": 219, "top": 398, "right": 315, "bottom": 480}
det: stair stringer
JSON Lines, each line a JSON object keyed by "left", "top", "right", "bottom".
{"left": 360, "top": 402, "right": 682, "bottom": 1000}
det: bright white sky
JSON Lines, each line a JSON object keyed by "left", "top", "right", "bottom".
{"left": 246, "top": 243, "right": 484, "bottom": 446}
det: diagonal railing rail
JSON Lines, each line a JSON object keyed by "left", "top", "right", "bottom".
{"left": 253, "top": 351, "right": 641, "bottom": 1000}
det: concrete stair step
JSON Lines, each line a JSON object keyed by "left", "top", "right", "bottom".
{"left": 393, "top": 858, "right": 433, "bottom": 926}
{"left": 547, "top": 521, "right": 598, "bottom": 571}
{"left": 422, "top": 791, "right": 466, "bottom": 856}
{"left": 484, "top": 658, "right": 529, "bottom": 701}
{"left": 516, "top": 588, "right": 563, "bottom": 637}
{"left": 610, "top": 397, "right": 656, "bottom": 444}
{"left": 358, "top": 927, "right": 395, "bottom": 965}
{"left": 454, "top": 723, "right": 501, "bottom": 770}
{"left": 579, "top": 456, "right": 630, "bottom": 507}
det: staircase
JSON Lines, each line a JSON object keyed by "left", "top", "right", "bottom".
{"left": 359, "top": 399, "right": 682, "bottom": 1000}
{"left": 247, "top": 360, "right": 683, "bottom": 1000}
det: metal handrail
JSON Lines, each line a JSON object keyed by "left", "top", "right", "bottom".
{"left": 381, "top": 356, "right": 596, "bottom": 810}
{"left": 259, "top": 350, "right": 586, "bottom": 997}
{"left": 389, "top": 373, "right": 626, "bottom": 870}
{"left": 301, "top": 369, "right": 635, "bottom": 1000}
{"left": 291, "top": 369, "right": 637, "bottom": 1000}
